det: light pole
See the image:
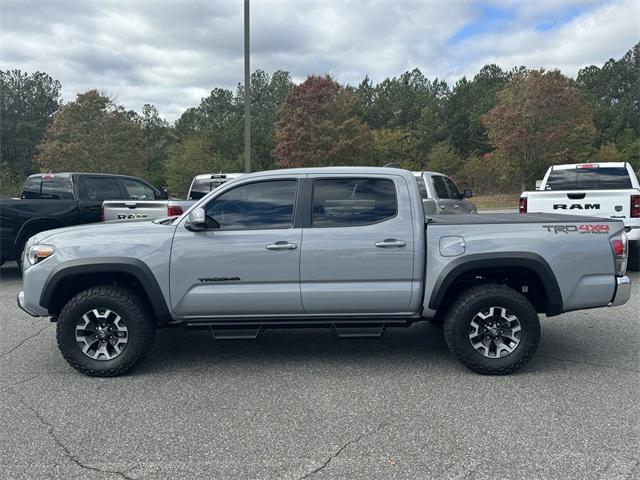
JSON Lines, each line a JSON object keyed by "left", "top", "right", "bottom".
{"left": 244, "top": 0, "right": 251, "bottom": 173}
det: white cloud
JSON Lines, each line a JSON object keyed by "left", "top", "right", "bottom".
{"left": 0, "top": 0, "right": 636, "bottom": 121}
{"left": 449, "top": 0, "right": 639, "bottom": 80}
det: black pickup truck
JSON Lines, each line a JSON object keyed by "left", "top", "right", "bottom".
{"left": 0, "top": 172, "right": 163, "bottom": 267}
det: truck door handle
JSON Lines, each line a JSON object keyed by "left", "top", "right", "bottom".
{"left": 375, "top": 239, "right": 406, "bottom": 248}
{"left": 266, "top": 241, "right": 297, "bottom": 251}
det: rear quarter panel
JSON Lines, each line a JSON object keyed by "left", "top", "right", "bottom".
{"left": 423, "top": 220, "right": 622, "bottom": 316}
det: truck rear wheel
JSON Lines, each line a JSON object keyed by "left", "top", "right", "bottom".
{"left": 56, "top": 286, "right": 155, "bottom": 377}
{"left": 444, "top": 284, "right": 540, "bottom": 375}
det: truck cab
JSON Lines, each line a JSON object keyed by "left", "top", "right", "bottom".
{"left": 412, "top": 171, "right": 476, "bottom": 215}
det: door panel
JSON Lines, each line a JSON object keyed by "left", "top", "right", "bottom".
{"left": 170, "top": 178, "right": 303, "bottom": 317}
{"left": 300, "top": 176, "right": 415, "bottom": 314}
{"left": 170, "top": 228, "right": 303, "bottom": 316}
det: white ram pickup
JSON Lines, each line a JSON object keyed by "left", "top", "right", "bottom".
{"left": 520, "top": 162, "right": 640, "bottom": 270}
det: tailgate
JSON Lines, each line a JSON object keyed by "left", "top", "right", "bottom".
{"left": 102, "top": 200, "right": 169, "bottom": 221}
{"left": 527, "top": 190, "right": 634, "bottom": 220}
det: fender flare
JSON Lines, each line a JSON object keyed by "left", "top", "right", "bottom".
{"left": 40, "top": 257, "right": 173, "bottom": 324}
{"left": 428, "top": 252, "right": 564, "bottom": 316}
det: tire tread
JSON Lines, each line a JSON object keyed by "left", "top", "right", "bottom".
{"left": 56, "top": 285, "right": 154, "bottom": 377}
{"left": 443, "top": 284, "right": 540, "bottom": 375}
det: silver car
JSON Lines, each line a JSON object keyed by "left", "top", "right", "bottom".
{"left": 413, "top": 171, "right": 477, "bottom": 214}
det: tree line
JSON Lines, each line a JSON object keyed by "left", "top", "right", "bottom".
{"left": 1, "top": 42, "right": 638, "bottom": 197}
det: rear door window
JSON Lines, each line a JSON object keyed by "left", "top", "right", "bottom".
{"left": 79, "top": 177, "right": 124, "bottom": 201}
{"left": 120, "top": 179, "right": 157, "bottom": 200}
{"left": 546, "top": 167, "right": 632, "bottom": 190}
{"left": 311, "top": 178, "right": 397, "bottom": 227}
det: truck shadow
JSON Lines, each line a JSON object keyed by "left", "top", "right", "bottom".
{"left": 136, "top": 322, "right": 454, "bottom": 376}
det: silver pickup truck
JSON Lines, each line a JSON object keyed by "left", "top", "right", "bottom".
{"left": 18, "top": 167, "right": 631, "bottom": 377}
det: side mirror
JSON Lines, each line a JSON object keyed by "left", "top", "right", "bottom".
{"left": 535, "top": 180, "right": 543, "bottom": 190}
{"left": 463, "top": 188, "right": 474, "bottom": 199}
{"left": 185, "top": 207, "right": 207, "bottom": 231}
{"left": 160, "top": 187, "right": 169, "bottom": 200}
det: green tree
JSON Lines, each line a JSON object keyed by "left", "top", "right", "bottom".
{"left": 483, "top": 70, "right": 596, "bottom": 190}
{"left": 237, "top": 70, "right": 294, "bottom": 171}
{"left": 445, "top": 65, "right": 509, "bottom": 156}
{"left": 369, "top": 128, "right": 421, "bottom": 169}
{"left": 457, "top": 152, "right": 517, "bottom": 194}
{"left": 426, "top": 140, "right": 462, "bottom": 176}
{"left": 576, "top": 42, "right": 639, "bottom": 146}
{"left": 0, "top": 70, "right": 61, "bottom": 176}
{"left": 35, "top": 90, "right": 149, "bottom": 179}
{"left": 358, "top": 69, "right": 449, "bottom": 131}
{"left": 164, "top": 135, "right": 240, "bottom": 196}
{"left": 273, "top": 75, "right": 370, "bottom": 168}
{"left": 140, "top": 104, "right": 176, "bottom": 187}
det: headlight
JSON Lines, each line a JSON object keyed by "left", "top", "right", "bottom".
{"left": 25, "top": 245, "right": 55, "bottom": 268}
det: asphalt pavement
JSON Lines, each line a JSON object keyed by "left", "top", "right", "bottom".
{"left": 1, "top": 261, "right": 638, "bottom": 479}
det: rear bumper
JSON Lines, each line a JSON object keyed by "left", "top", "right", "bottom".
{"left": 609, "top": 276, "right": 631, "bottom": 307}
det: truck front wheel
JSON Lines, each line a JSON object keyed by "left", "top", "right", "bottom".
{"left": 444, "top": 284, "right": 540, "bottom": 375}
{"left": 56, "top": 286, "right": 156, "bottom": 377}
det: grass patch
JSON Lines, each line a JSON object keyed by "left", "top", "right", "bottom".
{"left": 472, "top": 193, "right": 520, "bottom": 210}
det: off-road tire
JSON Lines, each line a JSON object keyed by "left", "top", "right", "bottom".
{"left": 627, "top": 241, "right": 639, "bottom": 272}
{"left": 444, "top": 284, "right": 540, "bottom": 375}
{"left": 57, "top": 286, "right": 155, "bottom": 377}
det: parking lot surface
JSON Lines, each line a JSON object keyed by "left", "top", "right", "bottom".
{"left": 1, "top": 262, "right": 638, "bottom": 479}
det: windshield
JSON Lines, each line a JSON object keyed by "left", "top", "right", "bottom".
{"left": 545, "top": 167, "right": 632, "bottom": 190}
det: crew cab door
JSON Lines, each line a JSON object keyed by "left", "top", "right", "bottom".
{"left": 170, "top": 177, "right": 303, "bottom": 317}
{"left": 300, "top": 175, "right": 415, "bottom": 314}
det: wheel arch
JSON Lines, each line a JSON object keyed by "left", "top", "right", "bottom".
{"left": 429, "top": 253, "right": 564, "bottom": 316}
{"left": 40, "top": 257, "right": 172, "bottom": 325}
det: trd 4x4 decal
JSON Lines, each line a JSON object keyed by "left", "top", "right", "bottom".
{"left": 543, "top": 224, "right": 610, "bottom": 234}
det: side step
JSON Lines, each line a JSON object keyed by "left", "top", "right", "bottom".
{"left": 333, "top": 324, "right": 386, "bottom": 339}
{"left": 209, "top": 326, "right": 262, "bottom": 340}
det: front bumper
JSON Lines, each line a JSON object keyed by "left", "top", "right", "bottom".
{"left": 609, "top": 276, "right": 631, "bottom": 307}
{"left": 18, "top": 291, "right": 37, "bottom": 317}
{"left": 17, "top": 291, "right": 47, "bottom": 317}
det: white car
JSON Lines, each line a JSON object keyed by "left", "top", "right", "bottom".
{"left": 520, "top": 162, "right": 640, "bottom": 270}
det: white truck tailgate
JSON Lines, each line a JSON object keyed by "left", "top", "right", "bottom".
{"left": 526, "top": 190, "right": 632, "bottom": 220}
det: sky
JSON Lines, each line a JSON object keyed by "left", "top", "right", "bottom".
{"left": 1, "top": 0, "right": 638, "bottom": 122}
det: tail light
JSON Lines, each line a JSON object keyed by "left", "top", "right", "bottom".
{"left": 631, "top": 195, "right": 640, "bottom": 218}
{"left": 167, "top": 205, "right": 184, "bottom": 217}
{"left": 610, "top": 231, "right": 628, "bottom": 276}
{"left": 100, "top": 206, "right": 104, "bottom": 222}
{"left": 519, "top": 196, "right": 527, "bottom": 214}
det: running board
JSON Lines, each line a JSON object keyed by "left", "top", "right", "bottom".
{"left": 333, "top": 324, "right": 386, "bottom": 339}
{"left": 209, "top": 326, "right": 262, "bottom": 340}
